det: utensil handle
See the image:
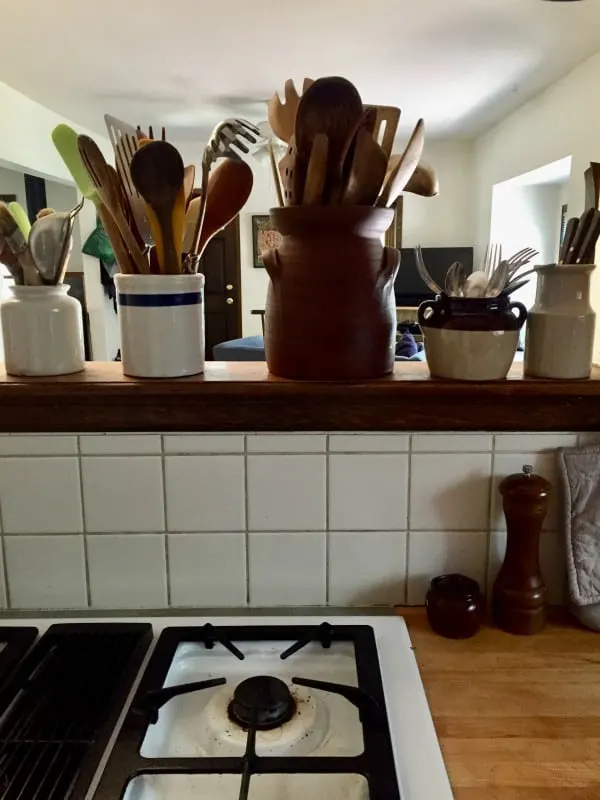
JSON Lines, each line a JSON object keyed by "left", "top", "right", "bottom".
{"left": 418, "top": 300, "right": 438, "bottom": 327}
{"left": 509, "top": 301, "right": 527, "bottom": 328}
{"left": 268, "top": 142, "right": 284, "bottom": 207}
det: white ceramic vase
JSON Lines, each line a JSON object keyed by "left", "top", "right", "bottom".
{"left": 115, "top": 273, "right": 205, "bottom": 378}
{"left": 0, "top": 285, "right": 85, "bottom": 376}
{"left": 524, "top": 264, "right": 596, "bottom": 379}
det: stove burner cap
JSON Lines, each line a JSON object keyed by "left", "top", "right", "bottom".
{"left": 228, "top": 676, "right": 295, "bottom": 731}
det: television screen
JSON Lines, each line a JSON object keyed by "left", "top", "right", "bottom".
{"left": 395, "top": 247, "right": 474, "bottom": 306}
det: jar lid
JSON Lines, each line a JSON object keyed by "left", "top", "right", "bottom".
{"left": 430, "top": 573, "right": 481, "bottom": 600}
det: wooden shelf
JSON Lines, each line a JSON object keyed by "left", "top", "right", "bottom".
{"left": 0, "top": 361, "right": 599, "bottom": 433}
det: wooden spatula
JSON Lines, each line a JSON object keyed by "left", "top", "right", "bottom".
{"left": 367, "top": 105, "right": 401, "bottom": 160}
{"left": 341, "top": 128, "right": 387, "bottom": 205}
{"left": 267, "top": 78, "right": 314, "bottom": 143}
{"left": 377, "top": 119, "right": 425, "bottom": 208}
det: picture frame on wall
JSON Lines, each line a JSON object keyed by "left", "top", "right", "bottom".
{"left": 252, "top": 215, "right": 282, "bottom": 268}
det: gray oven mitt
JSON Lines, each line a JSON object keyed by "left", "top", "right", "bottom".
{"left": 557, "top": 445, "right": 600, "bottom": 631}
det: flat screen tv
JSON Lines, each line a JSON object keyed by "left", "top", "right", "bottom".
{"left": 394, "top": 247, "right": 474, "bottom": 306}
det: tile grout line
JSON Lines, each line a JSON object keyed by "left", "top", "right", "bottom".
{"left": 325, "top": 435, "right": 330, "bottom": 605}
{"left": 0, "top": 478, "right": 10, "bottom": 609}
{"left": 160, "top": 436, "right": 171, "bottom": 607}
{"left": 405, "top": 435, "right": 413, "bottom": 605}
{"left": 77, "top": 435, "right": 92, "bottom": 608}
{"left": 243, "top": 435, "right": 250, "bottom": 606}
{"left": 484, "top": 436, "right": 498, "bottom": 597}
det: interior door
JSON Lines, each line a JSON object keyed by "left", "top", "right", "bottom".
{"left": 199, "top": 216, "right": 242, "bottom": 358}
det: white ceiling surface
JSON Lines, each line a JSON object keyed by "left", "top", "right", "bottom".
{"left": 2, "top": 0, "right": 600, "bottom": 148}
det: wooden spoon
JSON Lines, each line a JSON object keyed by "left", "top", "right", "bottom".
{"left": 404, "top": 162, "right": 439, "bottom": 197}
{"left": 183, "top": 158, "right": 254, "bottom": 265}
{"left": 377, "top": 119, "right": 425, "bottom": 208}
{"left": 183, "top": 165, "right": 195, "bottom": 206}
{"left": 294, "top": 76, "right": 363, "bottom": 203}
{"left": 302, "top": 134, "right": 329, "bottom": 205}
{"left": 77, "top": 135, "right": 149, "bottom": 274}
{"left": 130, "top": 140, "right": 185, "bottom": 274}
{"left": 341, "top": 127, "right": 388, "bottom": 205}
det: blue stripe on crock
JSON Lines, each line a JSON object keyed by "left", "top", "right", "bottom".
{"left": 118, "top": 292, "right": 203, "bottom": 307}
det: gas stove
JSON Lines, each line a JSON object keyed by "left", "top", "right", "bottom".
{"left": 0, "top": 614, "right": 453, "bottom": 799}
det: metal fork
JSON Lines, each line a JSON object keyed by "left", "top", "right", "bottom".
{"left": 482, "top": 242, "right": 502, "bottom": 277}
{"left": 186, "top": 119, "right": 261, "bottom": 270}
{"left": 415, "top": 245, "right": 442, "bottom": 294}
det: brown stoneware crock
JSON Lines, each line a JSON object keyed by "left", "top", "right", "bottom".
{"left": 262, "top": 205, "right": 399, "bottom": 380}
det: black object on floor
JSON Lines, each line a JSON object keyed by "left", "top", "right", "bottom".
{"left": 0, "top": 622, "right": 152, "bottom": 799}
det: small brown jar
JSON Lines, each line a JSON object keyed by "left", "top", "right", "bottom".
{"left": 426, "top": 574, "right": 483, "bottom": 639}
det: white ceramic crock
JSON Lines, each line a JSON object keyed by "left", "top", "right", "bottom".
{"left": 115, "top": 273, "right": 205, "bottom": 378}
{"left": 524, "top": 263, "right": 596, "bottom": 379}
{"left": 0, "top": 285, "right": 85, "bottom": 376}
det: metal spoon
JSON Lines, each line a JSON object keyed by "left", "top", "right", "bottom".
{"left": 445, "top": 261, "right": 467, "bottom": 296}
{"left": 415, "top": 245, "right": 442, "bottom": 294}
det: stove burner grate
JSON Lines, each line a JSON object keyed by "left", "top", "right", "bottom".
{"left": 228, "top": 675, "right": 296, "bottom": 730}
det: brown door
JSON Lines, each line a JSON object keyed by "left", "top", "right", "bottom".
{"left": 199, "top": 216, "right": 242, "bottom": 358}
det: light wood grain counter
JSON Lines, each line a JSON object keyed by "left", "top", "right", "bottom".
{"left": 404, "top": 610, "right": 600, "bottom": 799}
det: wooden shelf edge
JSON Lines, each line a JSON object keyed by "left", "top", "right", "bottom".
{"left": 0, "top": 361, "right": 599, "bottom": 432}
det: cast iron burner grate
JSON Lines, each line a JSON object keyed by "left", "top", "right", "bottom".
{"left": 0, "top": 623, "right": 151, "bottom": 800}
{"left": 94, "top": 622, "right": 401, "bottom": 800}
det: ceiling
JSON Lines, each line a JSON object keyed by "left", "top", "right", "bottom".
{"left": 2, "top": 0, "right": 600, "bottom": 149}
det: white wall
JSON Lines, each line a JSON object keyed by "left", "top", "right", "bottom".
{"left": 474, "top": 49, "right": 600, "bottom": 355}
{"left": 239, "top": 160, "right": 277, "bottom": 336}
{"left": 491, "top": 181, "right": 562, "bottom": 308}
{"left": 401, "top": 140, "right": 474, "bottom": 248}
{"left": 0, "top": 166, "right": 26, "bottom": 205}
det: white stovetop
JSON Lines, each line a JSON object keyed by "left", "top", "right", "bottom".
{"left": 0, "top": 614, "right": 453, "bottom": 800}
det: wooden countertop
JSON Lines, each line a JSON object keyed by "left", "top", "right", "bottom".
{"left": 1, "top": 361, "right": 600, "bottom": 432}
{"left": 404, "top": 610, "right": 600, "bottom": 798}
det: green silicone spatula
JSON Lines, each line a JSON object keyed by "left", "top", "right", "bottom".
{"left": 7, "top": 202, "right": 31, "bottom": 240}
{"left": 51, "top": 124, "right": 100, "bottom": 206}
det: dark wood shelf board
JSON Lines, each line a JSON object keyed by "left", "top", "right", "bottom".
{"left": 0, "top": 361, "right": 599, "bottom": 432}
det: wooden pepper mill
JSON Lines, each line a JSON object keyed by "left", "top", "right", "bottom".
{"left": 493, "top": 464, "right": 552, "bottom": 635}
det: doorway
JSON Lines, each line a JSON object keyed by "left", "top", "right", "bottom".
{"left": 199, "top": 216, "right": 242, "bottom": 358}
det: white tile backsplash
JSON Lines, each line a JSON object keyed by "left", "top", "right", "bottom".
{"left": 168, "top": 533, "right": 247, "bottom": 607}
{"left": 79, "top": 434, "right": 161, "bottom": 455}
{"left": 0, "top": 457, "right": 82, "bottom": 533}
{"left": 165, "top": 455, "right": 245, "bottom": 531}
{"left": 0, "top": 431, "right": 575, "bottom": 609}
{"left": 0, "top": 435, "right": 78, "bottom": 456}
{"left": 328, "top": 531, "right": 407, "bottom": 605}
{"left": 329, "top": 454, "right": 408, "bottom": 530}
{"left": 5, "top": 535, "right": 86, "bottom": 608}
{"left": 87, "top": 534, "right": 167, "bottom": 608}
{"left": 247, "top": 455, "right": 326, "bottom": 531}
{"left": 328, "top": 434, "right": 410, "bottom": 452}
{"left": 248, "top": 532, "right": 326, "bottom": 606}
{"left": 81, "top": 456, "right": 164, "bottom": 533}
{"left": 409, "top": 453, "right": 492, "bottom": 531}
{"left": 163, "top": 434, "right": 245, "bottom": 454}
{"left": 247, "top": 434, "right": 326, "bottom": 453}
